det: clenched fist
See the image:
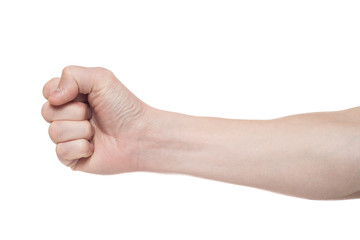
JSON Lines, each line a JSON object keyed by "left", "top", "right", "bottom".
{"left": 42, "top": 66, "right": 149, "bottom": 174}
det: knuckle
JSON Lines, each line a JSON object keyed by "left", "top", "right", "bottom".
{"left": 93, "top": 67, "right": 115, "bottom": 80}
{"left": 71, "top": 102, "right": 86, "bottom": 110}
{"left": 72, "top": 101, "right": 86, "bottom": 108}
{"left": 56, "top": 142, "right": 75, "bottom": 161}
{"left": 71, "top": 102, "right": 88, "bottom": 117}
{"left": 56, "top": 143, "right": 67, "bottom": 160}
{"left": 93, "top": 66, "right": 111, "bottom": 74}
{"left": 78, "top": 139, "right": 92, "bottom": 157}
{"left": 70, "top": 159, "right": 79, "bottom": 171}
{"left": 42, "top": 83, "right": 47, "bottom": 97}
{"left": 43, "top": 77, "right": 61, "bottom": 99}
{"left": 62, "top": 65, "right": 74, "bottom": 77}
{"left": 48, "top": 122, "right": 61, "bottom": 143}
{"left": 84, "top": 121, "right": 93, "bottom": 139}
{"left": 41, "top": 102, "right": 52, "bottom": 122}
{"left": 69, "top": 159, "right": 80, "bottom": 170}
{"left": 79, "top": 139, "right": 88, "bottom": 150}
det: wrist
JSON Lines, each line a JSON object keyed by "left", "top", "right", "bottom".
{"left": 136, "top": 107, "right": 199, "bottom": 173}
{"left": 136, "top": 107, "right": 272, "bottom": 177}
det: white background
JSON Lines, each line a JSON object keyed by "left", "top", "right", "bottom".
{"left": 1, "top": 0, "right": 359, "bottom": 239}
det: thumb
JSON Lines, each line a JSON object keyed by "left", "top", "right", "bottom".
{"left": 48, "top": 65, "right": 111, "bottom": 106}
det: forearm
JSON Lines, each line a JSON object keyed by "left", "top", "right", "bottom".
{"left": 139, "top": 107, "right": 360, "bottom": 200}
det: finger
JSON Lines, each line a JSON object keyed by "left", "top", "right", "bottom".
{"left": 43, "top": 77, "right": 60, "bottom": 99}
{"left": 42, "top": 101, "right": 91, "bottom": 123}
{"left": 56, "top": 139, "right": 94, "bottom": 167}
{"left": 48, "top": 65, "right": 115, "bottom": 106}
{"left": 43, "top": 77, "right": 88, "bottom": 103}
{"left": 49, "top": 120, "right": 94, "bottom": 143}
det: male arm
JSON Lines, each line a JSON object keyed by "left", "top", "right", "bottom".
{"left": 138, "top": 107, "right": 360, "bottom": 200}
{"left": 42, "top": 66, "right": 360, "bottom": 200}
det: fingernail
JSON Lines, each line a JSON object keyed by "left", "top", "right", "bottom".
{"left": 51, "top": 87, "right": 62, "bottom": 97}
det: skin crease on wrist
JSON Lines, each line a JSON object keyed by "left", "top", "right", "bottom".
{"left": 42, "top": 65, "right": 360, "bottom": 201}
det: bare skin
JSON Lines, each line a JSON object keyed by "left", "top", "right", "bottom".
{"left": 42, "top": 66, "right": 360, "bottom": 200}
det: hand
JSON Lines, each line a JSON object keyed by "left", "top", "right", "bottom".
{"left": 42, "top": 66, "right": 149, "bottom": 174}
